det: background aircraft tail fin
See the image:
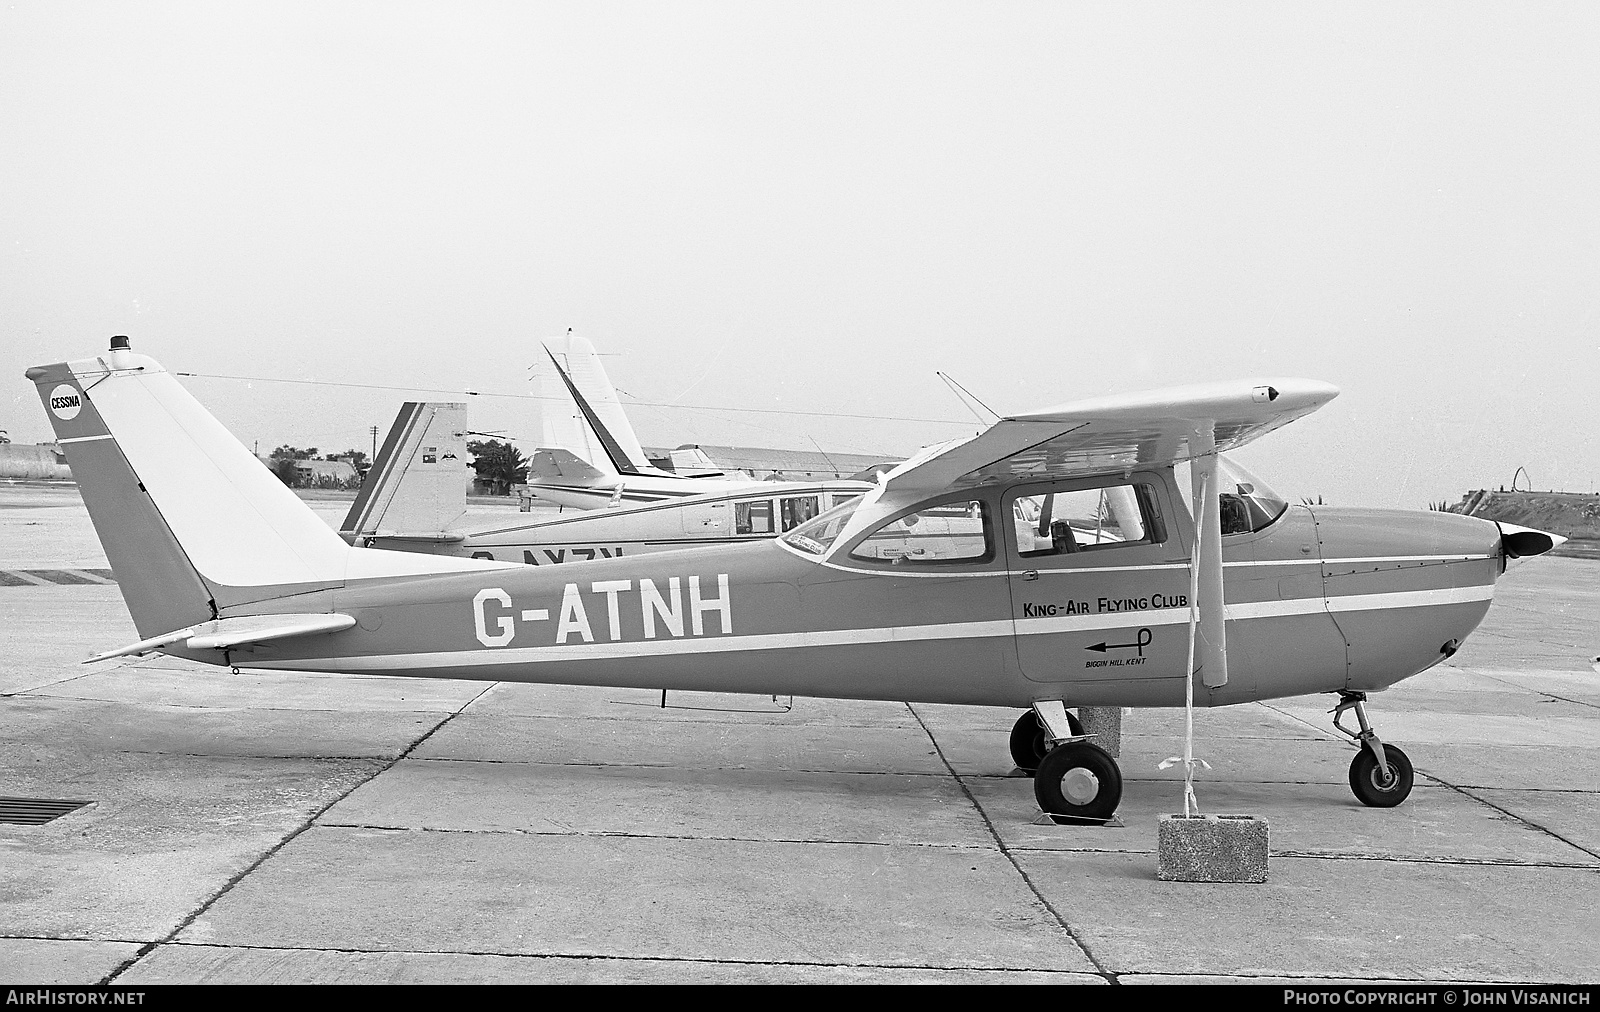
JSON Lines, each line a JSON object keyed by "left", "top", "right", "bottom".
{"left": 341, "top": 402, "right": 469, "bottom": 542}
{"left": 536, "top": 332, "right": 652, "bottom": 475}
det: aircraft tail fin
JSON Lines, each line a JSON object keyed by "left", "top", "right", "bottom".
{"left": 537, "top": 332, "right": 654, "bottom": 476}
{"left": 27, "top": 338, "right": 509, "bottom": 638}
{"left": 341, "top": 402, "right": 469, "bottom": 543}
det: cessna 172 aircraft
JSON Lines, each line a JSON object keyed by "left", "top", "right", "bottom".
{"left": 338, "top": 399, "right": 874, "bottom": 560}
{"left": 31, "top": 337, "right": 1561, "bottom": 823}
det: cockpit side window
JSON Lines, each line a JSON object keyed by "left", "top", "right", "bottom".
{"left": 847, "top": 499, "right": 993, "bottom": 565}
{"left": 1216, "top": 457, "right": 1288, "bottom": 536}
{"left": 1011, "top": 481, "right": 1165, "bottom": 558}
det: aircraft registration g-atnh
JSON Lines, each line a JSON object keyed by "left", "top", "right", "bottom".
{"left": 31, "top": 337, "right": 1561, "bottom": 824}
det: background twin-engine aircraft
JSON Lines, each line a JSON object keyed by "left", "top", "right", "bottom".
{"left": 30, "top": 337, "right": 1560, "bottom": 824}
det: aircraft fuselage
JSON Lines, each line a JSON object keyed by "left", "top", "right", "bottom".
{"left": 197, "top": 469, "right": 1505, "bottom": 711}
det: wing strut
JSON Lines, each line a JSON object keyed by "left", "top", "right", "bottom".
{"left": 1168, "top": 421, "right": 1229, "bottom": 816}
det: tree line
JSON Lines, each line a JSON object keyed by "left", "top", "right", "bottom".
{"left": 265, "top": 441, "right": 529, "bottom": 495}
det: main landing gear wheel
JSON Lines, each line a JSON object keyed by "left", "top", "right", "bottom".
{"left": 1349, "top": 744, "right": 1413, "bottom": 808}
{"left": 1034, "top": 741, "right": 1122, "bottom": 823}
{"left": 1009, "top": 708, "right": 1083, "bottom": 774}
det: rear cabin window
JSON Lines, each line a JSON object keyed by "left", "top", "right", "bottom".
{"left": 780, "top": 495, "right": 820, "bottom": 531}
{"left": 1012, "top": 483, "right": 1164, "bottom": 557}
{"left": 736, "top": 499, "right": 776, "bottom": 535}
{"left": 848, "top": 500, "right": 993, "bottom": 565}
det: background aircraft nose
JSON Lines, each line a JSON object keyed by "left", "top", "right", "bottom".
{"left": 1495, "top": 521, "right": 1565, "bottom": 568}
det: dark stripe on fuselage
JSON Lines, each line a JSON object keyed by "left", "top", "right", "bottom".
{"left": 532, "top": 483, "right": 699, "bottom": 502}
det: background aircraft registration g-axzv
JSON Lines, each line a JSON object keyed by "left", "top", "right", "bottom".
{"left": 30, "top": 337, "right": 1560, "bottom": 823}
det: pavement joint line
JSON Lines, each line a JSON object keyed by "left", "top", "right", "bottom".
{"left": 1444, "top": 784, "right": 1600, "bottom": 863}
{"left": 405, "top": 755, "right": 958, "bottom": 776}
{"left": 1266, "top": 851, "right": 1600, "bottom": 869}
{"left": 21, "top": 695, "right": 475, "bottom": 715}
{"left": 1445, "top": 662, "right": 1600, "bottom": 711}
{"left": 1114, "top": 971, "right": 1569, "bottom": 985}
{"left": 0, "top": 933, "right": 157, "bottom": 944}
{"left": 1258, "top": 698, "right": 1346, "bottom": 739}
{"left": 905, "top": 701, "right": 1117, "bottom": 985}
{"left": 1, "top": 653, "right": 151, "bottom": 699}
{"left": 442, "top": 711, "right": 926, "bottom": 731}
{"left": 308, "top": 821, "right": 1004, "bottom": 850}
{"left": 1001, "top": 846, "right": 1600, "bottom": 868}
{"left": 136, "top": 939, "right": 1092, "bottom": 975}
{"left": 1471, "top": 626, "right": 1591, "bottom": 651}
{"left": 83, "top": 749, "right": 423, "bottom": 762}
{"left": 97, "top": 680, "right": 500, "bottom": 986}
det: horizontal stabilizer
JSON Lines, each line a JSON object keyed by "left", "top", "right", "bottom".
{"left": 85, "top": 613, "right": 357, "bottom": 663}
{"left": 530, "top": 447, "right": 608, "bottom": 483}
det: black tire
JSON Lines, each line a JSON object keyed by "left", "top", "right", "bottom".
{"left": 1348, "top": 744, "right": 1414, "bottom": 808}
{"left": 1008, "top": 709, "right": 1084, "bottom": 774}
{"left": 1033, "top": 741, "right": 1122, "bottom": 823}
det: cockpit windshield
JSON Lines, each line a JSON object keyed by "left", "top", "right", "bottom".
{"left": 780, "top": 497, "right": 864, "bottom": 555}
{"left": 1217, "top": 456, "right": 1288, "bottom": 535}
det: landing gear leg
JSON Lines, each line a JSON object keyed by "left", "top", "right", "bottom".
{"left": 1008, "top": 707, "right": 1083, "bottom": 775}
{"left": 1333, "top": 691, "right": 1414, "bottom": 808}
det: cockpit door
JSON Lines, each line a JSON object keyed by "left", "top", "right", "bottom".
{"left": 1004, "top": 472, "right": 1193, "bottom": 689}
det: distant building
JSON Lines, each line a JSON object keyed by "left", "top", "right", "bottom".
{"left": 292, "top": 459, "right": 359, "bottom": 484}
{"left": 255, "top": 455, "right": 360, "bottom": 488}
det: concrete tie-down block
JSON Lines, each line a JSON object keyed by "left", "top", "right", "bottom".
{"left": 1156, "top": 814, "right": 1269, "bottom": 883}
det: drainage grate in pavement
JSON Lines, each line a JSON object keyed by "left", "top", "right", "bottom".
{"left": 0, "top": 797, "right": 93, "bottom": 825}
{"left": 31, "top": 569, "right": 99, "bottom": 585}
{"left": 0, "top": 569, "right": 118, "bottom": 586}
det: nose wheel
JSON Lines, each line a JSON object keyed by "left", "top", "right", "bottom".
{"left": 1334, "top": 692, "right": 1414, "bottom": 808}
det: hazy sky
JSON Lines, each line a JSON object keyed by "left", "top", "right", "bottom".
{"left": 3, "top": 2, "right": 1597, "bottom": 507}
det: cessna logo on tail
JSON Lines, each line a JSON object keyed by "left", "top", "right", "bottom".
{"left": 48, "top": 385, "right": 82, "bottom": 420}
{"left": 473, "top": 574, "right": 733, "bottom": 647}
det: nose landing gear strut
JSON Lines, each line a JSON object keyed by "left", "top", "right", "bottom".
{"left": 1333, "top": 691, "right": 1414, "bottom": 807}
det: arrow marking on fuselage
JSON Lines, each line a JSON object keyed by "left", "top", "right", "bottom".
{"left": 1086, "top": 627, "right": 1153, "bottom": 655}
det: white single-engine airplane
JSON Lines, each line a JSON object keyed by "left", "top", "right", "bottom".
{"left": 525, "top": 332, "right": 877, "bottom": 508}
{"left": 524, "top": 332, "right": 765, "bottom": 507}
{"left": 32, "top": 337, "right": 1561, "bottom": 823}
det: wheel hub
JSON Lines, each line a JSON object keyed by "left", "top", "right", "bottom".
{"left": 1061, "top": 767, "right": 1100, "bottom": 805}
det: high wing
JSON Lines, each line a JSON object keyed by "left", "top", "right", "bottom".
{"left": 881, "top": 379, "right": 1339, "bottom": 498}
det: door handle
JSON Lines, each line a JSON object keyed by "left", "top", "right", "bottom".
{"left": 1021, "top": 570, "right": 1039, "bottom": 581}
